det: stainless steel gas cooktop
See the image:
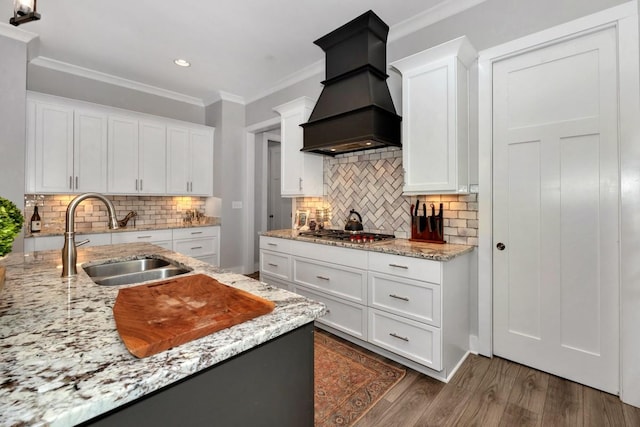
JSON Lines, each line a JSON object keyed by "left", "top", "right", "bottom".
{"left": 298, "top": 229, "right": 395, "bottom": 243}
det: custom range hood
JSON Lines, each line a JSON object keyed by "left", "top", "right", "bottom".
{"left": 301, "top": 11, "right": 401, "bottom": 156}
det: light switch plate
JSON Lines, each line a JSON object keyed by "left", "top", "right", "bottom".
{"left": 232, "top": 201, "right": 242, "bottom": 209}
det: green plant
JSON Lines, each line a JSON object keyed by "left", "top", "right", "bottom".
{"left": 0, "top": 197, "right": 24, "bottom": 257}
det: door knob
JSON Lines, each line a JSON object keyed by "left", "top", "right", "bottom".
{"left": 496, "top": 242, "right": 506, "bottom": 251}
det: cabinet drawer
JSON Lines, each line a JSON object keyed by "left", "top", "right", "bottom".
{"left": 151, "top": 240, "right": 172, "bottom": 250}
{"left": 112, "top": 229, "right": 173, "bottom": 244}
{"left": 368, "top": 308, "right": 441, "bottom": 371}
{"left": 173, "top": 237, "right": 216, "bottom": 257}
{"left": 291, "top": 240, "right": 368, "bottom": 269}
{"left": 369, "top": 252, "right": 441, "bottom": 284}
{"left": 294, "top": 285, "right": 367, "bottom": 340}
{"left": 261, "top": 250, "right": 291, "bottom": 281}
{"left": 260, "top": 236, "right": 292, "bottom": 253}
{"left": 293, "top": 257, "right": 366, "bottom": 304}
{"left": 173, "top": 226, "right": 218, "bottom": 240}
{"left": 368, "top": 272, "right": 441, "bottom": 327}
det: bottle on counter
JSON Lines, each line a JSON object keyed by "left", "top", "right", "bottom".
{"left": 30, "top": 206, "right": 41, "bottom": 233}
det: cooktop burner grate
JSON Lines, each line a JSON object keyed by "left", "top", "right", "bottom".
{"left": 298, "top": 229, "right": 395, "bottom": 243}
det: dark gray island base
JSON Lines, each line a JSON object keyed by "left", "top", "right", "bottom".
{"left": 83, "top": 323, "right": 314, "bottom": 427}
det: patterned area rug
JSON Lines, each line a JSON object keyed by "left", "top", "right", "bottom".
{"left": 315, "top": 331, "right": 406, "bottom": 426}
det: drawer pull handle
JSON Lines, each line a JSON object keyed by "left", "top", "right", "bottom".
{"left": 137, "top": 235, "right": 152, "bottom": 239}
{"left": 268, "top": 263, "right": 278, "bottom": 267}
{"left": 316, "top": 275, "right": 330, "bottom": 281}
{"left": 389, "top": 263, "right": 409, "bottom": 269}
{"left": 191, "top": 246, "right": 203, "bottom": 250}
{"left": 389, "top": 294, "right": 409, "bottom": 302}
{"left": 267, "top": 243, "right": 277, "bottom": 246}
{"left": 389, "top": 333, "right": 409, "bottom": 342}
{"left": 191, "top": 231, "right": 203, "bottom": 235}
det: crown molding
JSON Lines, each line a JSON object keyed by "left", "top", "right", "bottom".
{"left": 389, "top": 0, "right": 488, "bottom": 42}
{"left": 219, "top": 91, "right": 246, "bottom": 105}
{"left": 30, "top": 56, "right": 206, "bottom": 107}
{"left": 245, "top": 60, "right": 324, "bottom": 105}
{"left": 0, "top": 22, "right": 38, "bottom": 43}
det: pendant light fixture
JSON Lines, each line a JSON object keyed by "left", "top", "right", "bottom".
{"left": 10, "top": 0, "right": 40, "bottom": 26}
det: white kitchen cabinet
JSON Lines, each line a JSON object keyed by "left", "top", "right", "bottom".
{"left": 27, "top": 97, "right": 107, "bottom": 193}
{"left": 111, "top": 229, "right": 173, "bottom": 249}
{"left": 107, "top": 117, "right": 166, "bottom": 194}
{"left": 259, "top": 236, "right": 292, "bottom": 290}
{"left": 166, "top": 125, "right": 214, "bottom": 196}
{"left": 259, "top": 235, "right": 471, "bottom": 382}
{"left": 273, "top": 97, "right": 323, "bottom": 197}
{"left": 25, "top": 92, "right": 214, "bottom": 197}
{"left": 392, "top": 36, "right": 477, "bottom": 195}
{"left": 172, "top": 226, "right": 220, "bottom": 266}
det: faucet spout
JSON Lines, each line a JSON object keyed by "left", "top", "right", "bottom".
{"left": 62, "top": 192, "right": 119, "bottom": 278}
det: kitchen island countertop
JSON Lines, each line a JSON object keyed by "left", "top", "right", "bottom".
{"left": 261, "top": 229, "right": 473, "bottom": 261}
{"left": 0, "top": 243, "right": 324, "bottom": 426}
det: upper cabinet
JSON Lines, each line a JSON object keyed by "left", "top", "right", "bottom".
{"left": 25, "top": 92, "right": 214, "bottom": 196}
{"left": 26, "top": 98, "right": 107, "bottom": 193}
{"left": 274, "top": 97, "right": 323, "bottom": 198}
{"left": 392, "top": 36, "right": 477, "bottom": 195}
{"left": 108, "top": 116, "right": 167, "bottom": 194}
{"left": 166, "top": 125, "right": 214, "bottom": 196}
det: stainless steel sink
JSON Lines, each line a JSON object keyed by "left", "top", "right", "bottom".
{"left": 82, "top": 256, "right": 192, "bottom": 286}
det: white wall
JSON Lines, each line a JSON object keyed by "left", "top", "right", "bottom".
{"left": 206, "top": 100, "right": 247, "bottom": 272}
{"left": 0, "top": 31, "right": 28, "bottom": 253}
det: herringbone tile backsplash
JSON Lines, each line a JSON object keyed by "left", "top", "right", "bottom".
{"left": 296, "top": 147, "right": 478, "bottom": 245}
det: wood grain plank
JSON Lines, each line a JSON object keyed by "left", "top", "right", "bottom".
{"left": 414, "top": 384, "right": 473, "bottom": 427}
{"left": 623, "top": 402, "right": 640, "bottom": 426}
{"left": 370, "top": 374, "right": 445, "bottom": 427}
{"left": 453, "top": 357, "right": 518, "bottom": 426}
{"left": 448, "top": 353, "right": 493, "bottom": 391}
{"left": 583, "top": 387, "right": 626, "bottom": 426}
{"left": 499, "top": 364, "right": 549, "bottom": 426}
{"left": 541, "top": 375, "right": 584, "bottom": 427}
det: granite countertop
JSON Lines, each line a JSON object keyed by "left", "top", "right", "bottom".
{"left": 0, "top": 243, "right": 324, "bottom": 426}
{"left": 24, "top": 217, "right": 221, "bottom": 238}
{"left": 261, "top": 229, "right": 474, "bottom": 261}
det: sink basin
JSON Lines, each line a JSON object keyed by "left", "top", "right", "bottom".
{"left": 83, "top": 256, "right": 192, "bottom": 286}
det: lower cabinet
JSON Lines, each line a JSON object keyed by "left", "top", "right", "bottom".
{"left": 25, "top": 226, "right": 220, "bottom": 267}
{"left": 293, "top": 285, "right": 367, "bottom": 340}
{"left": 172, "top": 227, "right": 219, "bottom": 266}
{"left": 111, "top": 229, "right": 173, "bottom": 249}
{"left": 259, "top": 236, "right": 471, "bottom": 382}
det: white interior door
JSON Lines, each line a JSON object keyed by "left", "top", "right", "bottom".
{"left": 268, "top": 142, "right": 291, "bottom": 231}
{"left": 492, "top": 27, "right": 619, "bottom": 393}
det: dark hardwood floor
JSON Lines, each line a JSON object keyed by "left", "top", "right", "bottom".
{"left": 312, "top": 331, "right": 640, "bottom": 427}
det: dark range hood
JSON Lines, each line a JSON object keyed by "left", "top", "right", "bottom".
{"left": 301, "top": 11, "right": 402, "bottom": 156}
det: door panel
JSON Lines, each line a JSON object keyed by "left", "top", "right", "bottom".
{"left": 493, "top": 27, "right": 619, "bottom": 393}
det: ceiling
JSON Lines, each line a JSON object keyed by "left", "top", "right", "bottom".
{"left": 2, "top": 0, "right": 477, "bottom": 106}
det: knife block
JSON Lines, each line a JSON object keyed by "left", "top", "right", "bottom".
{"left": 410, "top": 215, "right": 446, "bottom": 244}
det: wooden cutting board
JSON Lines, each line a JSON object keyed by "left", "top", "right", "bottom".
{"left": 113, "top": 274, "right": 275, "bottom": 358}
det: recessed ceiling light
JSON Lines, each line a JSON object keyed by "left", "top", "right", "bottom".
{"left": 174, "top": 59, "right": 191, "bottom": 67}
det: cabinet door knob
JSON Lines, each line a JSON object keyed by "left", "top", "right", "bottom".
{"left": 496, "top": 242, "right": 506, "bottom": 251}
